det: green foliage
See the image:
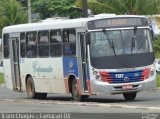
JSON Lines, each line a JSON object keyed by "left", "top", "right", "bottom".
{"left": 87, "top": 0, "right": 111, "bottom": 14}
{"left": 76, "top": 0, "right": 160, "bottom": 15}
{"left": 0, "top": 0, "right": 27, "bottom": 35}
{"left": 156, "top": 73, "right": 160, "bottom": 87}
{"left": 153, "top": 36, "right": 160, "bottom": 58}
{"left": 0, "top": 73, "right": 4, "bottom": 84}
{"left": 0, "top": 0, "right": 27, "bottom": 25}
{"left": 16, "top": 0, "right": 28, "bottom": 7}
{"left": 32, "top": 0, "right": 82, "bottom": 19}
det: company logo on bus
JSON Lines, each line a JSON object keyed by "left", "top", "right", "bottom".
{"left": 124, "top": 77, "right": 129, "bottom": 82}
{"left": 69, "top": 62, "right": 73, "bottom": 68}
{"left": 32, "top": 61, "right": 53, "bottom": 74}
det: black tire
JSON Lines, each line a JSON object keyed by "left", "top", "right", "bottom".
{"left": 26, "top": 76, "right": 47, "bottom": 99}
{"left": 123, "top": 92, "right": 137, "bottom": 101}
{"left": 38, "top": 93, "right": 47, "bottom": 99}
{"left": 71, "top": 79, "right": 88, "bottom": 101}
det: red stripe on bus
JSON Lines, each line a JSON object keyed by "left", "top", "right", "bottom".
{"left": 77, "top": 79, "right": 81, "bottom": 95}
{"left": 88, "top": 80, "right": 92, "bottom": 96}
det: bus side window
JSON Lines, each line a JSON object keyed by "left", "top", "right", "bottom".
{"left": 3, "top": 34, "right": 10, "bottom": 58}
{"left": 63, "top": 29, "right": 76, "bottom": 56}
{"left": 38, "top": 31, "right": 49, "bottom": 57}
{"left": 26, "top": 32, "right": 37, "bottom": 58}
{"left": 50, "top": 30, "right": 62, "bottom": 57}
{"left": 20, "top": 32, "right": 26, "bottom": 58}
{"left": 50, "top": 30, "right": 62, "bottom": 43}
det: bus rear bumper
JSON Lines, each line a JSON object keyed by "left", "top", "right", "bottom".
{"left": 91, "top": 75, "right": 156, "bottom": 95}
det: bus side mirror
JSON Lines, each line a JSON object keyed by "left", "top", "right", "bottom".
{"left": 86, "top": 33, "right": 90, "bottom": 45}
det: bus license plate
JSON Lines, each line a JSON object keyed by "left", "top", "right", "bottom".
{"left": 122, "top": 85, "right": 133, "bottom": 89}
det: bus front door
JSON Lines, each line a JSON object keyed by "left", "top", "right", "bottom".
{"left": 10, "top": 36, "right": 21, "bottom": 91}
{"left": 80, "top": 33, "right": 88, "bottom": 92}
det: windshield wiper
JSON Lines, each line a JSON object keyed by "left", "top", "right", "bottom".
{"left": 135, "top": 38, "right": 148, "bottom": 54}
{"left": 131, "top": 27, "right": 137, "bottom": 55}
{"left": 103, "top": 30, "right": 116, "bottom": 56}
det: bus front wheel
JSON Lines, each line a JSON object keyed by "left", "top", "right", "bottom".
{"left": 123, "top": 92, "right": 137, "bottom": 101}
{"left": 71, "top": 79, "right": 88, "bottom": 101}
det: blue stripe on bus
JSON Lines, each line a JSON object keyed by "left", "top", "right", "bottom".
{"left": 63, "top": 57, "right": 79, "bottom": 78}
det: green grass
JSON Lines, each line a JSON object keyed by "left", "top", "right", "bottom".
{"left": 156, "top": 73, "right": 160, "bottom": 87}
{"left": 0, "top": 73, "right": 4, "bottom": 84}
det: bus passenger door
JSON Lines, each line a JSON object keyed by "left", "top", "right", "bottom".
{"left": 79, "top": 33, "right": 88, "bottom": 92}
{"left": 10, "top": 35, "right": 21, "bottom": 91}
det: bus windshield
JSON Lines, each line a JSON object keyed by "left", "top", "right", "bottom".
{"left": 89, "top": 28, "right": 154, "bottom": 69}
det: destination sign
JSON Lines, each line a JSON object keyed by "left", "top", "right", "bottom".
{"left": 88, "top": 17, "right": 148, "bottom": 30}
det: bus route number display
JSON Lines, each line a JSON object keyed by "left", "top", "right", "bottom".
{"left": 88, "top": 17, "right": 148, "bottom": 30}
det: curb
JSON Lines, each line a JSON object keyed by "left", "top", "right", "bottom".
{"left": 0, "top": 98, "right": 160, "bottom": 111}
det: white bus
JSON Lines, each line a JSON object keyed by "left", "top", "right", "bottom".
{"left": 2, "top": 14, "right": 156, "bottom": 101}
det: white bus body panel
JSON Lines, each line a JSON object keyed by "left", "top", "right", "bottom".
{"left": 3, "top": 59, "right": 13, "bottom": 90}
{"left": 20, "top": 58, "right": 65, "bottom": 93}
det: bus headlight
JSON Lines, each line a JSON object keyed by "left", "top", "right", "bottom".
{"left": 92, "top": 70, "right": 101, "bottom": 81}
{"left": 150, "top": 64, "right": 156, "bottom": 77}
{"left": 95, "top": 75, "right": 101, "bottom": 80}
{"left": 93, "top": 71, "right": 98, "bottom": 75}
{"left": 150, "top": 70, "right": 154, "bottom": 76}
{"left": 142, "top": 65, "right": 155, "bottom": 80}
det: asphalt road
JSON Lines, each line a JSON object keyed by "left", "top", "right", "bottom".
{"left": 0, "top": 86, "right": 160, "bottom": 111}
{"left": 0, "top": 86, "right": 160, "bottom": 119}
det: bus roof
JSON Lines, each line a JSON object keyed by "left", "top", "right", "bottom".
{"left": 2, "top": 14, "right": 147, "bottom": 33}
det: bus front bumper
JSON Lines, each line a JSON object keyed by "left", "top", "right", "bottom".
{"left": 91, "top": 75, "right": 156, "bottom": 95}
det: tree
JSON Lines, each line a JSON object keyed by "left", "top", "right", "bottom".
{"left": 76, "top": 0, "right": 160, "bottom": 15}
{"left": 0, "top": 0, "right": 27, "bottom": 37}
{"left": 16, "top": 0, "right": 28, "bottom": 7}
{"left": 32, "top": 0, "right": 82, "bottom": 19}
{"left": 153, "top": 36, "right": 160, "bottom": 58}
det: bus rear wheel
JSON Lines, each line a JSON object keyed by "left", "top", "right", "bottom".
{"left": 27, "top": 76, "right": 47, "bottom": 99}
{"left": 123, "top": 92, "right": 137, "bottom": 101}
{"left": 37, "top": 93, "right": 47, "bottom": 99}
{"left": 71, "top": 79, "right": 88, "bottom": 102}
{"left": 27, "top": 76, "right": 37, "bottom": 99}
